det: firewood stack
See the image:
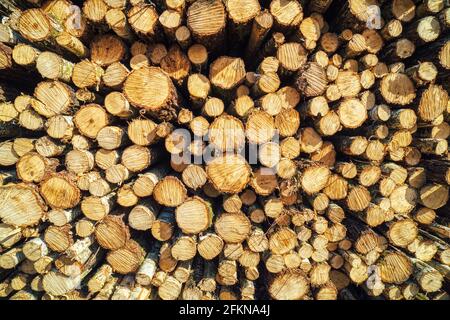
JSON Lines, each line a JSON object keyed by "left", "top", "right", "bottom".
{"left": 0, "top": 0, "right": 449, "bottom": 301}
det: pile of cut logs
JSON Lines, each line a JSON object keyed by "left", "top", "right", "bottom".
{"left": 0, "top": 0, "right": 449, "bottom": 300}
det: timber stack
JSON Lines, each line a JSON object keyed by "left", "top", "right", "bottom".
{"left": 0, "top": 0, "right": 450, "bottom": 301}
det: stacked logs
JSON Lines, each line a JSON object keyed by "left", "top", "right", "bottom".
{"left": 0, "top": 0, "right": 449, "bottom": 301}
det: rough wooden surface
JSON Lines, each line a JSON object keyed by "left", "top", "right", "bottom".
{"left": 0, "top": 0, "right": 449, "bottom": 301}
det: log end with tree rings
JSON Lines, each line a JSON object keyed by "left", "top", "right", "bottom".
{"left": 206, "top": 154, "right": 251, "bottom": 194}
{"left": 1, "top": 0, "right": 450, "bottom": 302}
{"left": 268, "top": 270, "right": 309, "bottom": 300}
{"left": 18, "top": 9, "right": 51, "bottom": 42}
{"left": 153, "top": 176, "right": 187, "bottom": 207}
{"left": 377, "top": 252, "right": 413, "bottom": 284}
{"left": 209, "top": 56, "right": 246, "bottom": 94}
{"left": 176, "top": 196, "right": 212, "bottom": 235}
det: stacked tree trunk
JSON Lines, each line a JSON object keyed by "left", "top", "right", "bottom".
{"left": 0, "top": 0, "right": 449, "bottom": 301}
